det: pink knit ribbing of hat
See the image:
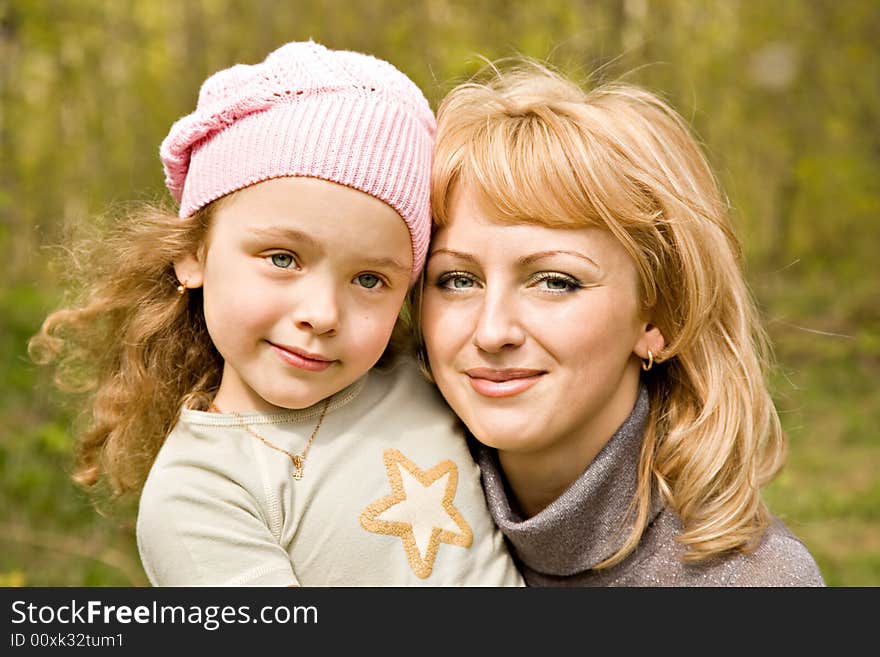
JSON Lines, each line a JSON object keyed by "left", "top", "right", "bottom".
{"left": 160, "top": 40, "right": 436, "bottom": 280}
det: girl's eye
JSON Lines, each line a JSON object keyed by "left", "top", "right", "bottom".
{"left": 437, "top": 272, "right": 477, "bottom": 290}
{"left": 269, "top": 253, "right": 297, "bottom": 269}
{"left": 355, "top": 273, "right": 383, "bottom": 289}
{"left": 532, "top": 272, "right": 582, "bottom": 293}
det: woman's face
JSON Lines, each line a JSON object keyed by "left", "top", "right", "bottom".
{"left": 422, "top": 184, "right": 659, "bottom": 459}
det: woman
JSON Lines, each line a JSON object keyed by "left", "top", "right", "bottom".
{"left": 415, "top": 61, "right": 825, "bottom": 586}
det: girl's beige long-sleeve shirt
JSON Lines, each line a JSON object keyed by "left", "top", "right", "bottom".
{"left": 137, "top": 357, "right": 524, "bottom": 587}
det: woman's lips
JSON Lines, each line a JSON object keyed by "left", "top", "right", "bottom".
{"left": 269, "top": 342, "right": 336, "bottom": 372}
{"left": 464, "top": 368, "right": 545, "bottom": 398}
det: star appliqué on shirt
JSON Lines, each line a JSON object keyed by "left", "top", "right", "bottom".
{"left": 360, "top": 448, "right": 473, "bottom": 579}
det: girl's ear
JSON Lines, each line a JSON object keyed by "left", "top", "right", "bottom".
{"left": 634, "top": 321, "right": 665, "bottom": 362}
{"left": 173, "top": 253, "right": 205, "bottom": 289}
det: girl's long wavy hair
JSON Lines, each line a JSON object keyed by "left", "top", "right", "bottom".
{"left": 30, "top": 196, "right": 413, "bottom": 500}
{"left": 416, "top": 61, "right": 787, "bottom": 565}
{"left": 28, "top": 202, "right": 223, "bottom": 498}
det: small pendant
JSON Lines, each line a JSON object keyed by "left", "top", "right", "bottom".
{"left": 291, "top": 455, "right": 304, "bottom": 480}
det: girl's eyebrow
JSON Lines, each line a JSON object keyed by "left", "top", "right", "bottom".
{"left": 250, "top": 226, "right": 409, "bottom": 274}
{"left": 361, "top": 256, "right": 410, "bottom": 275}
{"left": 249, "top": 226, "right": 322, "bottom": 250}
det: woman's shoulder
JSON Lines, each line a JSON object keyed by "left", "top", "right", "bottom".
{"left": 677, "top": 514, "right": 825, "bottom": 587}
{"left": 729, "top": 516, "right": 826, "bottom": 586}
{"left": 628, "top": 508, "right": 826, "bottom": 587}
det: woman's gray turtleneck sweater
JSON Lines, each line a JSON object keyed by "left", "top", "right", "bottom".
{"left": 472, "top": 386, "right": 826, "bottom": 586}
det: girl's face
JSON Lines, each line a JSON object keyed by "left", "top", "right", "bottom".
{"left": 421, "top": 184, "right": 662, "bottom": 461}
{"left": 177, "top": 176, "right": 412, "bottom": 413}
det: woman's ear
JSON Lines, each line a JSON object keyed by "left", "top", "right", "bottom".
{"left": 634, "top": 321, "right": 666, "bottom": 362}
{"left": 173, "top": 253, "right": 205, "bottom": 289}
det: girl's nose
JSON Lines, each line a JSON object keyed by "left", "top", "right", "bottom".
{"left": 292, "top": 283, "right": 340, "bottom": 336}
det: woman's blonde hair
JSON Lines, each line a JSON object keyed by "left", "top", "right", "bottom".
{"left": 419, "top": 60, "right": 786, "bottom": 565}
{"left": 30, "top": 197, "right": 413, "bottom": 499}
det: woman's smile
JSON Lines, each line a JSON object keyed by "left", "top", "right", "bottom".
{"left": 464, "top": 368, "right": 546, "bottom": 398}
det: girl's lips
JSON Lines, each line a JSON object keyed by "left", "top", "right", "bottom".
{"left": 269, "top": 342, "right": 336, "bottom": 372}
{"left": 465, "top": 369, "right": 545, "bottom": 398}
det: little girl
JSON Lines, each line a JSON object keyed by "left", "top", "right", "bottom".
{"left": 29, "top": 41, "right": 523, "bottom": 587}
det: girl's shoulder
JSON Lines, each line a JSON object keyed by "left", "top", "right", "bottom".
{"left": 366, "top": 354, "right": 451, "bottom": 409}
{"left": 140, "top": 414, "right": 266, "bottom": 499}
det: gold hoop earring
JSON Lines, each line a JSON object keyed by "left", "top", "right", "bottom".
{"left": 642, "top": 349, "right": 654, "bottom": 371}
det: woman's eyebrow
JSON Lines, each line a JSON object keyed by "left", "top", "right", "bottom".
{"left": 518, "top": 250, "right": 601, "bottom": 271}
{"left": 427, "top": 248, "right": 478, "bottom": 263}
{"left": 428, "top": 247, "right": 601, "bottom": 271}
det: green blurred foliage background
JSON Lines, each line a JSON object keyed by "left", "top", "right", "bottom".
{"left": 1, "top": 0, "right": 877, "bottom": 587}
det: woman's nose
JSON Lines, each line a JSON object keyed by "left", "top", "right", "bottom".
{"left": 472, "top": 288, "right": 525, "bottom": 353}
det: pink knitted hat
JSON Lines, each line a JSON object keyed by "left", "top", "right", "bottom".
{"left": 160, "top": 40, "right": 436, "bottom": 281}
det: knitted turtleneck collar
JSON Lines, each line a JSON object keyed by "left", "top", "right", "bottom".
{"left": 473, "top": 384, "right": 662, "bottom": 576}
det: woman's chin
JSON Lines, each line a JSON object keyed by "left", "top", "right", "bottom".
{"left": 467, "top": 420, "right": 544, "bottom": 453}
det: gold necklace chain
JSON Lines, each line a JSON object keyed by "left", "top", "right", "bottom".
{"left": 210, "top": 399, "right": 330, "bottom": 480}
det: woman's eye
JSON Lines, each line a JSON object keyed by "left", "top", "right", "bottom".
{"left": 355, "top": 273, "right": 383, "bottom": 289}
{"left": 438, "top": 272, "right": 477, "bottom": 290}
{"left": 269, "top": 253, "right": 296, "bottom": 269}
{"left": 533, "top": 273, "right": 582, "bottom": 292}
{"left": 544, "top": 278, "right": 571, "bottom": 290}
